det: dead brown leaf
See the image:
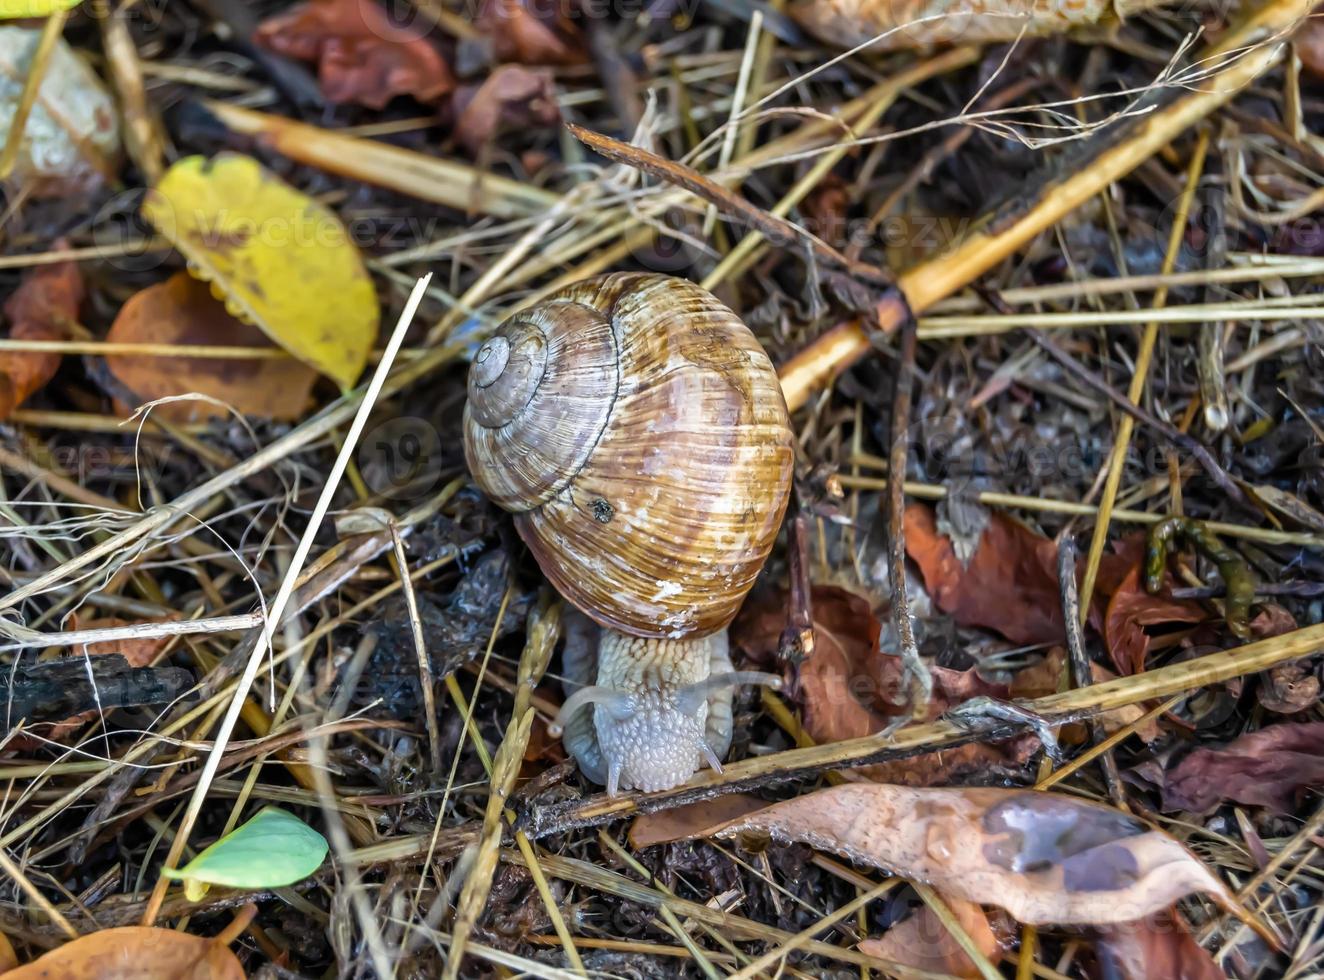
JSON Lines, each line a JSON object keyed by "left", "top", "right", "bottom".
{"left": 476, "top": 0, "right": 586, "bottom": 65}
{"left": 453, "top": 65, "right": 560, "bottom": 157}
{"left": 904, "top": 504, "right": 1066, "bottom": 646}
{"left": 254, "top": 0, "right": 454, "bottom": 108}
{"left": 105, "top": 273, "right": 318, "bottom": 422}
{"left": 0, "top": 908, "right": 251, "bottom": 978}
{"left": 1091, "top": 663, "right": 1163, "bottom": 742}
{"left": 1103, "top": 564, "right": 1206, "bottom": 675}
{"left": 732, "top": 584, "right": 1037, "bottom": 785}
{"left": 790, "top": 0, "right": 1120, "bottom": 50}
{"left": 1162, "top": 722, "right": 1324, "bottom": 814}
{"left": 629, "top": 793, "right": 767, "bottom": 849}
{"left": 65, "top": 615, "right": 175, "bottom": 668}
{"left": 858, "top": 896, "right": 1004, "bottom": 978}
{"left": 707, "top": 784, "right": 1237, "bottom": 927}
{"left": 1295, "top": 5, "right": 1324, "bottom": 80}
{"left": 1095, "top": 907, "right": 1227, "bottom": 980}
{"left": 0, "top": 257, "right": 83, "bottom": 419}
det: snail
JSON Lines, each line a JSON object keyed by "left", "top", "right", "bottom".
{"left": 463, "top": 273, "right": 794, "bottom": 794}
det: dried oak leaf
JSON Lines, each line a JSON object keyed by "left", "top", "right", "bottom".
{"left": 254, "top": 0, "right": 453, "bottom": 108}
{"left": 789, "top": 0, "right": 1123, "bottom": 51}
{"left": 0, "top": 919, "right": 247, "bottom": 979}
{"left": 859, "top": 896, "right": 1004, "bottom": 979}
{"left": 629, "top": 793, "right": 767, "bottom": 849}
{"left": 105, "top": 272, "right": 318, "bottom": 422}
{"left": 1103, "top": 564, "right": 1206, "bottom": 675}
{"left": 1296, "top": 5, "right": 1324, "bottom": 81}
{"left": 475, "top": 0, "right": 586, "bottom": 65}
{"left": 732, "top": 584, "right": 1037, "bottom": 784}
{"left": 1162, "top": 722, "right": 1324, "bottom": 814}
{"left": 453, "top": 65, "right": 560, "bottom": 157}
{"left": 706, "top": 784, "right": 1238, "bottom": 927}
{"left": 0, "top": 257, "right": 82, "bottom": 419}
{"left": 1095, "top": 906, "right": 1227, "bottom": 980}
{"left": 904, "top": 504, "right": 1065, "bottom": 646}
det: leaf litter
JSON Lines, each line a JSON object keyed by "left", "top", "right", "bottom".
{"left": 0, "top": 0, "right": 1321, "bottom": 976}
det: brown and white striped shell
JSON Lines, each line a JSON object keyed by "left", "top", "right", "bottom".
{"left": 463, "top": 272, "right": 795, "bottom": 641}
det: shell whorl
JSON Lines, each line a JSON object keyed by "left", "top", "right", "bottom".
{"left": 464, "top": 300, "right": 619, "bottom": 512}
{"left": 464, "top": 273, "right": 795, "bottom": 640}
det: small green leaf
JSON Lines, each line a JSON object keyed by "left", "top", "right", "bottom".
{"left": 163, "top": 807, "right": 328, "bottom": 901}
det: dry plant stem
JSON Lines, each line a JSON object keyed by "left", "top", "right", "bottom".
{"left": 727, "top": 879, "right": 896, "bottom": 980}
{"left": 1200, "top": 799, "right": 1324, "bottom": 953}
{"left": 307, "top": 713, "right": 393, "bottom": 978}
{"left": 927, "top": 257, "right": 1324, "bottom": 311}
{"left": 595, "top": 831, "right": 748, "bottom": 972}
{"left": 444, "top": 604, "right": 574, "bottom": 978}
{"left": 700, "top": 46, "right": 980, "bottom": 290}
{"left": 886, "top": 316, "right": 932, "bottom": 713}
{"left": 780, "top": 501, "right": 815, "bottom": 660}
{"left": 913, "top": 883, "right": 1002, "bottom": 980}
{"left": 0, "top": 847, "right": 77, "bottom": 939}
{"left": 504, "top": 849, "right": 942, "bottom": 979}
{"left": 428, "top": 183, "right": 597, "bottom": 341}
{"left": 1034, "top": 695, "right": 1181, "bottom": 792}
{"left": 390, "top": 524, "right": 443, "bottom": 777}
{"left": 775, "top": 0, "right": 1312, "bottom": 412}
{"left": 514, "top": 622, "right": 1324, "bottom": 835}
{"left": 1017, "top": 925, "right": 1038, "bottom": 980}
{"left": 1056, "top": 538, "right": 1126, "bottom": 809}
{"left": 1025, "top": 328, "right": 1246, "bottom": 507}
{"left": 0, "top": 614, "right": 261, "bottom": 651}
{"left": 1197, "top": 172, "right": 1230, "bottom": 432}
{"left": 0, "top": 336, "right": 467, "bottom": 615}
{"left": 96, "top": 1, "right": 164, "bottom": 182}
{"left": 566, "top": 123, "right": 894, "bottom": 291}
{"left": 834, "top": 469, "right": 1323, "bottom": 549}
{"left": 1077, "top": 131, "right": 1210, "bottom": 628}
{"left": 140, "top": 274, "right": 433, "bottom": 928}
{"left": 202, "top": 101, "right": 557, "bottom": 220}
{"left": 0, "top": 10, "right": 67, "bottom": 180}
{"left": 0, "top": 443, "right": 123, "bottom": 512}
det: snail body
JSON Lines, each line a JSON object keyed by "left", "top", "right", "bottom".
{"left": 464, "top": 273, "right": 793, "bottom": 793}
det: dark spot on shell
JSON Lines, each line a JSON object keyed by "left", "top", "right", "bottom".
{"left": 592, "top": 498, "right": 613, "bottom": 523}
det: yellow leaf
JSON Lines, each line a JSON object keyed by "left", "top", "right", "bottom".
{"left": 0, "top": 0, "right": 80, "bottom": 18}
{"left": 143, "top": 153, "right": 378, "bottom": 391}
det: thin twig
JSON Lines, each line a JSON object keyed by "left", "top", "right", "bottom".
{"left": 141, "top": 275, "right": 433, "bottom": 928}
{"left": 885, "top": 315, "right": 932, "bottom": 715}
{"left": 1025, "top": 328, "right": 1248, "bottom": 507}
{"left": 1056, "top": 538, "right": 1127, "bottom": 809}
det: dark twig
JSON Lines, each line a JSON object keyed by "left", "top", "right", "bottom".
{"left": 565, "top": 123, "right": 895, "bottom": 290}
{"left": 1023, "top": 328, "right": 1249, "bottom": 508}
{"left": 1171, "top": 581, "right": 1324, "bottom": 599}
{"left": 779, "top": 488, "right": 815, "bottom": 665}
{"left": 1058, "top": 537, "right": 1128, "bottom": 809}
{"left": 885, "top": 315, "right": 932, "bottom": 715}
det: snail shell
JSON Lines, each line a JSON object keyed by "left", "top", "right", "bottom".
{"left": 464, "top": 273, "right": 795, "bottom": 640}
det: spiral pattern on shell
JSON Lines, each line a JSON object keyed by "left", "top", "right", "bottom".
{"left": 464, "top": 273, "right": 795, "bottom": 639}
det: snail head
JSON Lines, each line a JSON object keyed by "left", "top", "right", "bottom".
{"left": 551, "top": 671, "right": 782, "bottom": 795}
